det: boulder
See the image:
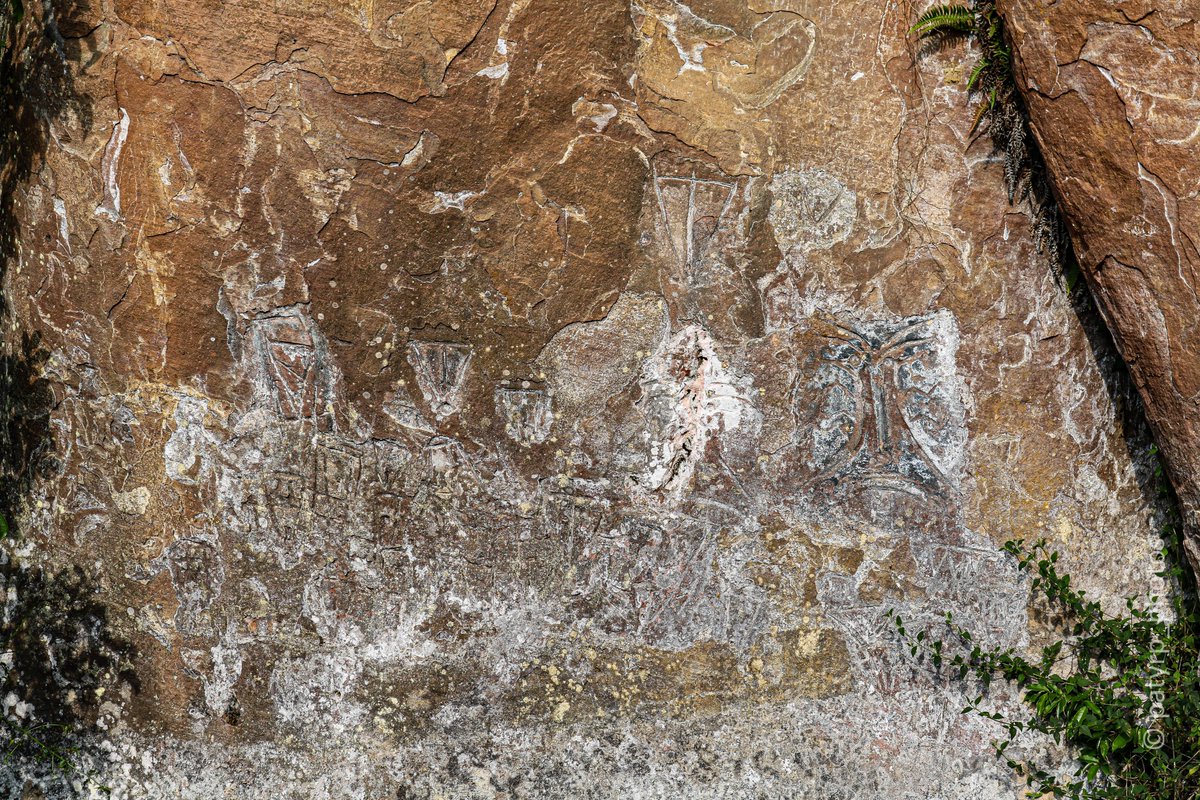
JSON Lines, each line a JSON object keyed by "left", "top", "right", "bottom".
{"left": 1000, "top": 0, "right": 1200, "bottom": 563}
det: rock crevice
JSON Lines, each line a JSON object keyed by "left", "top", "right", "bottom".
{"left": 999, "top": 0, "right": 1200, "bottom": 560}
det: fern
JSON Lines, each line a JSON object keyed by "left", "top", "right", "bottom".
{"left": 909, "top": 2, "right": 1075, "bottom": 283}
{"left": 909, "top": 4, "right": 974, "bottom": 36}
{"left": 968, "top": 96, "right": 990, "bottom": 134}
{"left": 966, "top": 59, "right": 988, "bottom": 91}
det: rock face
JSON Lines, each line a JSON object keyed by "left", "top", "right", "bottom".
{"left": 0, "top": 0, "right": 1173, "bottom": 797}
{"left": 999, "top": 0, "right": 1200, "bottom": 561}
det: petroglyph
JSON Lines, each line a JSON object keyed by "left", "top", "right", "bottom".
{"left": 633, "top": 2, "right": 815, "bottom": 109}
{"left": 495, "top": 383, "right": 553, "bottom": 446}
{"left": 380, "top": 383, "right": 435, "bottom": 434}
{"left": 717, "top": 12, "right": 818, "bottom": 109}
{"left": 96, "top": 108, "right": 129, "bottom": 220}
{"left": 164, "top": 396, "right": 213, "bottom": 485}
{"left": 406, "top": 341, "right": 473, "bottom": 420}
{"left": 251, "top": 308, "right": 331, "bottom": 422}
{"left": 769, "top": 169, "right": 857, "bottom": 254}
{"left": 799, "top": 311, "right": 966, "bottom": 500}
{"left": 159, "top": 536, "right": 224, "bottom": 635}
{"left": 575, "top": 515, "right": 763, "bottom": 648}
{"left": 653, "top": 164, "right": 738, "bottom": 274}
{"left": 635, "top": 326, "right": 756, "bottom": 496}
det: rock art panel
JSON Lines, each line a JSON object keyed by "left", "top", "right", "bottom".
{"left": 0, "top": 0, "right": 1178, "bottom": 797}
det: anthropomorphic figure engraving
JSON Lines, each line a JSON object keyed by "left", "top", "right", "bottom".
{"left": 250, "top": 308, "right": 331, "bottom": 423}
{"left": 803, "top": 314, "right": 962, "bottom": 499}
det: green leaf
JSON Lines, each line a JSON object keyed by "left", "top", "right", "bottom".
{"left": 909, "top": 4, "right": 973, "bottom": 36}
{"left": 966, "top": 60, "right": 988, "bottom": 92}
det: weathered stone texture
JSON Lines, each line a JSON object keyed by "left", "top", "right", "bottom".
{"left": 999, "top": 0, "right": 1200, "bottom": 560}
{"left": 0, "top": 0, "right": 1175, "bottom": 797}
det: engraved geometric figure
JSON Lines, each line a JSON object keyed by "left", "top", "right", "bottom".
{"left": 768, "top": 169, "right": 856, "bottom": 254}
{"left": 364, "top": 438, "right": 413, "bottom": 495}
{"left": 804, "top": 313, "right": 961, "bottom": 498}
{"left": 261, "top": 471, "right": 308, "bottom": 531}
{"left": 314, "top": 442, "right": 362, "bottom": 502}
{"left": 162, "top": 536, "right": 223, "bottom": 635}
{"left": 406, "top": 341, "right": 473, "bottom": 419}
{"left": 418, "top": 435, "right": 480, "bottom": 505}
{"left": 424, "top": 435, "right": 470, "bottom": 475}
{"left": 653, "top": 167, "right": 737, "bottom": 272}
{"left": 495, "top": 383, "right": 553, "bottom": 446}
{"left": 254, "top": 309, "right": 320, "bottom": 419}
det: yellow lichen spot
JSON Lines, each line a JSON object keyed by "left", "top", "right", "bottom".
{"left": 551, "top": 700, "right": 570, "bottom": 722}
{"left": 1055, "top": 514, "right": 1073, "bottom": 542}
{"left": 791, "top": 628, "right": 822, "bottom": 657}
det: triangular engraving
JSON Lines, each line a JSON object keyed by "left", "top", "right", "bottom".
{"left": 406, "top": 341, "right": 473, "bottom": 419}
{"left": 253, "top": 310, "right": 320, "bottom": 420}
{"left": 653, "top": 168, "right": 737, "bottom": 271}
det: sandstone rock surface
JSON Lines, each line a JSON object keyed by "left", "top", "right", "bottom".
{"left": 0, "top": 0, "right": 1176, "bottom": 797}
{"left": 999, "top": 0, "right": 1200, "bottom": 561}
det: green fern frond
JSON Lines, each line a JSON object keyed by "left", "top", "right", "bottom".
{"left": 909, "top": 4, "right": 974, "bottom": 36}
{"left": 966, "top": 59, "right": 988, "bottom": 92}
